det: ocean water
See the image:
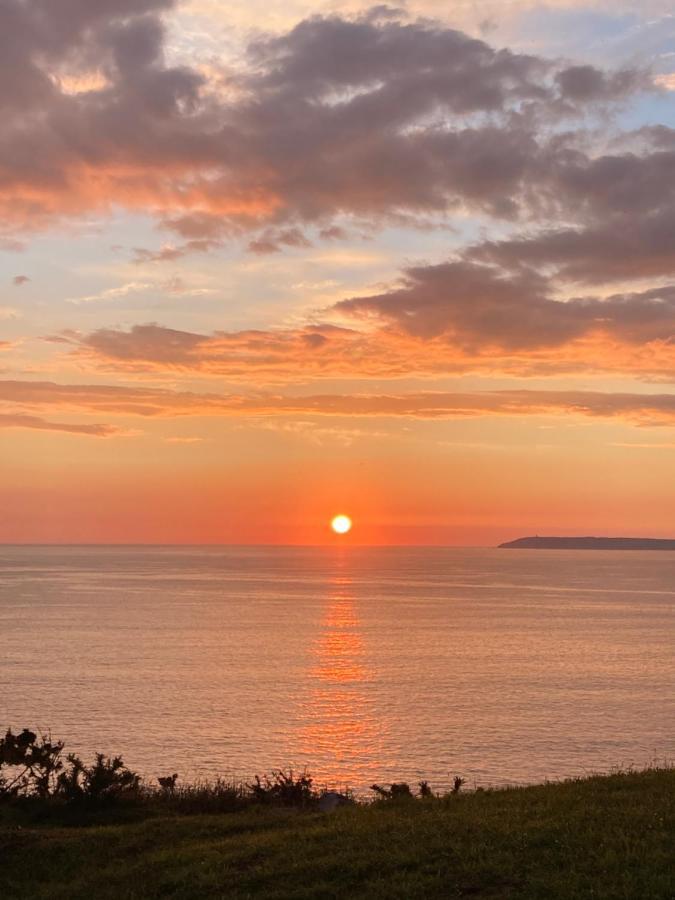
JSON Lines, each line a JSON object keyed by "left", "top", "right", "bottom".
{"left": 1, "top": 545, "right": 673, "bottom": 793}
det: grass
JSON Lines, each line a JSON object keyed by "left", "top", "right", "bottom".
{"left": 1, "top": 767, "right": 673, "bottom": 898}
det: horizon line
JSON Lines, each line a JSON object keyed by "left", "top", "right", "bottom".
{"left": 0, "top": 541, "right": 495, "bottom": 549}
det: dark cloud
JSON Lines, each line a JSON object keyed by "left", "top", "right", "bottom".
{"left": 319, "top": 225, "right": 349, "bottom": 241}
{"left": 81, "top": 323, "right": 207, "bottom": 365}
{"left": 0, "top": 3, "right": 653, "bottom": 248}
{"left": 246, "top": 14, "right": 550, "bottom": 112}
{"left": 0, "top": 0, "right": 175, "bottom": 111}
{"left": 3, "top": 0, "right": 672, "bottom": 379}
{"left": 555, "top": 65, "right": 647, "bottom": 103}
{"left": 159, "top": 213, "right": 231, "bottom": 240}
{"left": 473, "top": 206, "right": 675, "bottom": 283}
{"left": 248, "top": 227, "right": 312, "bottom": 255}
{"left": 336, "top": 263, "right": 675, "bottom": 349}
{"left": 336, "top": 262, "right": 556, "bottom": 348}
{"left": 12, "top": 275, "right": 30, "bottom": 285}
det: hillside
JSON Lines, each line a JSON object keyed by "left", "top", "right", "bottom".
{"left": 1, "top": 768, "right": 674, "bottom": 899}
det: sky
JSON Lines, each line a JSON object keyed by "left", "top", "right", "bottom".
{"left": 1, "top": 0, "right": 675, "bottom": 545}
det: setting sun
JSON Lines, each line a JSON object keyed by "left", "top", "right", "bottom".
{"left": 331, "top": 515, "right": 352, "bottom": 535}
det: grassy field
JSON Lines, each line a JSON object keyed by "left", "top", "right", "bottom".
{"left": 1, "top": 768, "right": 673, "bottom": 899}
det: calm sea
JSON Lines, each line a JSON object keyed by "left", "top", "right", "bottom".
{"left": 1, "top": 546, "right": 673, "bottom": 793}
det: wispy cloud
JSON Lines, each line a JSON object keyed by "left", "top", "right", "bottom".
{"left": 66, "top": 282, "right": 153, "bottom": 305}
{"left": 66, "top": 278, "right": 215, "bottom": 305}
{"left": 0, "top": 413, "right": 123, "bottom": 437}
{"left": 3, "top": 379, "right": 675, "bottom": 427}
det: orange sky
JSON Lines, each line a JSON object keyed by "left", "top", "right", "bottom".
{"left": 3, "top": 411, "right": 675, "bottom": 544}
{"left": 1, "top": 0, "right": 675, "bottom": 544}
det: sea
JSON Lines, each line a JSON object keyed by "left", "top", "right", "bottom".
{"left": 1, "top": 545, "right": 673, "bottom": 793}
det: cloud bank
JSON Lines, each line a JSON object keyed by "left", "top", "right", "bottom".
{"left": 0, "top": 1, "right": 655, "bottom": 249}
{"left": 4, "top": 379, "right": 675, "bottom": 431}
{"left": 3, "top": 3, "right": 675, "bottom": 442}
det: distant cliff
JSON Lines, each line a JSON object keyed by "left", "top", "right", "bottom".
{"left": 499, "top": 536, "right": 675, "bottom": 550}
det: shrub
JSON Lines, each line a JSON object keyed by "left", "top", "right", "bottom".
{"left": 0, "top": 729, "right": 65, "bottom": 799}
{"left": 452, "top": 776, "right": 466, "bottom": 794}
{"left": 0, "top": 729, "right": 141, "bottom": 806}
{"left": 418, "top": 780, "right": 433, "bottom": 798}
{"left": 1, "top": 726, "right": 467, "bottom": 819}
{"left": 56, "top": 753, "right": 140, "bottom": 803}
{"left": 158, "top": 773, "right": 178, "bottom": 793}
{"left": 248, "top": 770, "right": 316, "bottom": 807}
{"left": 371, "top": 782, "right": 414, "bottom": 801}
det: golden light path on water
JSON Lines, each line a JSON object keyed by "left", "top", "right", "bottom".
{"left": 296, "top": 570, "right": 394, "bottom": 790}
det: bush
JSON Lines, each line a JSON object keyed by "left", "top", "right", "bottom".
{"left": 0, "top": 729, "right": 65, "bottom": 799}
{"left": 1, "top": 727, "right": 467, "bottom": 821}
{"left": 0, "top": 729, "right": 140, "bottom": 806}
{"left": 248, "top": 770, "right": 316, "bottom": 807}
{"left": 371, "top": 782, "right": 414, "bottom": 801}
{"left": 56, "top": 753, "right": 140, "bottom": 803}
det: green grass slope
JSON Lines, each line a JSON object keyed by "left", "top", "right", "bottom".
{"left": 1, "top": 769, "right": 674, "bottom": 899}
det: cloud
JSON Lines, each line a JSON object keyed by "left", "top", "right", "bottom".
{"left": 4, "top": 1, "right": 673, "bottom": 403}
{"left": 336, "top": 265, "right": 675, "bottom": 349}
{"left": 3, "top": 378, "right": 675, "bottom": 427}
{"left": 12, "top": 275, "right": 30, "bottom": 286}
{"left": 655, "top": 73, "right": 675, "bottom": 90}
{"left": 132, "top": 239, "right": 221, "bottom": 263}
{"left": 55, "top": 265, "right": 675, "bottom": 382}
{"left": 555, "top": 65, "right": 645, "bottom": 102}
{"left": 247, "top": 419, "right": 395, "bottom": 446}
{"left": 611, "top": 441, "right": 675, "bottom": 449}
{"left": 66, "top": 277, "right": 214, "bottom": 304}
{"left": 248, "top": 227, "right": 312, "bottom": 255}
{"left": 0, "top": 412, "right": 121, "bottom": 437}
{"left": 66, "top": 281, "right": 153, "bottom": 305}
{"left": 0, "top": 3, "right": 652, "bottom": 251}
{"left": 473, "top": 206, "right": 675, "bottom": 283}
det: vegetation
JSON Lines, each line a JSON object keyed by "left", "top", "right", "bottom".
{"left": 1, "top": 729, "right": 673, "bottom": 898}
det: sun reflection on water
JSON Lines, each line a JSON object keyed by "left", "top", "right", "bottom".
{"left": 296, "top": 572, "right": 386, "bottom": 789}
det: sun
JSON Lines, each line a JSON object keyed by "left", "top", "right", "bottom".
{"left": 331, "top": 514, "right": 352, "bottom": 535}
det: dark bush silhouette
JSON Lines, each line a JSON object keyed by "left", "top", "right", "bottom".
{"left": 158, "top": 773, "right": 178, "bottom": 793}
{"left": 1, "top": 727, "right": 467, "bottom": 819}
{"left": 452, "top": 776, "right": 466, "bottom": 794}
{"left": 248, "top": 770, "right": 315, "bottom": 807}
{"left": 57, "top": 753, "right": 140, "bottom": 803}
{"left": 371, "top": 782, "right": 414, "bottom": 800}
{"left": 0, "top": 729, "right": 65, "bottom": 798}
{"left": 0, "top": 729, "right": 140, "bottom": 805}
{"left": 418, "top": 780, "right": 433, "bottom": 798}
